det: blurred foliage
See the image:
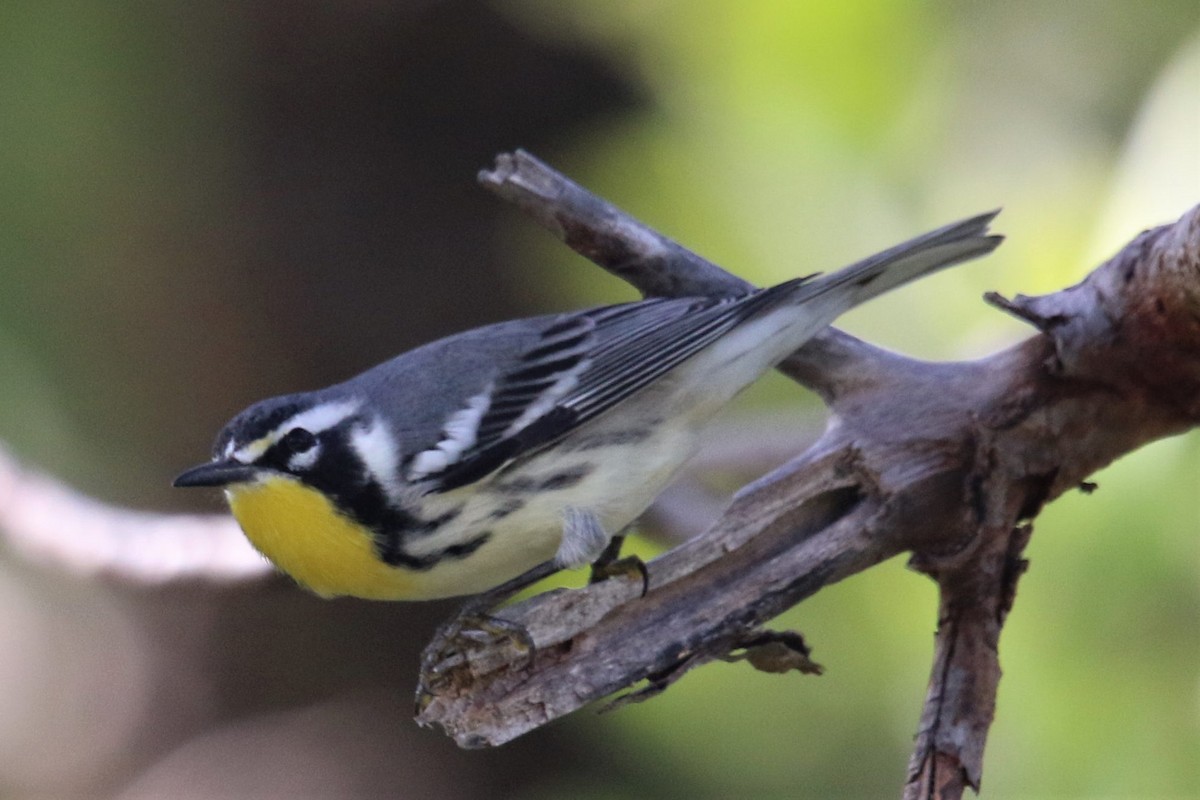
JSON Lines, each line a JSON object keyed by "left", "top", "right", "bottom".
{"left": 506, "top": 4, "right": 1200, "bottom": 798}
{"left": 0, "top": 1, "right": 1198, "bottom": 798}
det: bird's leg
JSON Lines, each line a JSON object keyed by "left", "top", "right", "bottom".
{"left": 560, "top": 507, "right": 649, "bottom": 594}
{"left": 588, "top": 533, "right": 650, "bottom": 596}
{"left": 419, "top": 508, "right": 645, "bottom": 695}
{"left": 554, "top": 506, "right": 610, "bottom": 568}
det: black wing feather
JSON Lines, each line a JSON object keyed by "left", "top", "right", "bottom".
{"left": 423, "top": 280, "right": 808, "bottom": 494}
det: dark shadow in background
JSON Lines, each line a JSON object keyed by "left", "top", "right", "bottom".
{"left": 116, "top": 2, "right": 679, "bottom": 798}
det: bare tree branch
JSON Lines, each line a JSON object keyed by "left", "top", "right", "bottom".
{"left": 417, "top": 152, "right": 1200, "bottom": 800}
{"left": 478, "top": 149, "right": 883, "bottom": 401}
{"left": 0, "top": 445, "right": 271, "bottom": 584}
{"left": 4, "top": 149, "right": 1195, "bottom": 797}
{"left": 0, "top": 413, "right": 799, "bottom": 585}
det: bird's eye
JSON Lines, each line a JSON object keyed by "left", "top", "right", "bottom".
{"left": 281, "top": 427, "right": 317, "bottom": 453}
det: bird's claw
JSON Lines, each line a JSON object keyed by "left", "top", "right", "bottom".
{"left": 589, "top": 554, "right": 650, "bottom": 597}
{"left": 420, "top": 611, "right": 536, "bottom": 679}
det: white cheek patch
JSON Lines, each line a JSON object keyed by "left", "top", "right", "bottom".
{"left": 350, "top": 417, "right": 402, "bottom": 497}
{"left": 407, "top": 387, "right": 492, "bottom": 481}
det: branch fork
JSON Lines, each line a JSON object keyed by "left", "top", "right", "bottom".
{"left": 2, "top": 150, "right": 1195, "bottom": 798}
{"left": 413, "top": 151, "right": 1200, "bottom": 799}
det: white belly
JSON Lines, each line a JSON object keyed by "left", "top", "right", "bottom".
{"left": 402, "top": 414, "right": 697, "bottom": 598}
{"left": 397, "top": 308, "right": 811, "bottom": 599}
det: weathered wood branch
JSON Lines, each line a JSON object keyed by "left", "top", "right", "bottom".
{"left": 0, "top": 445, "right": 271, "bottom": 584}
{"left": 416, "top": 151, "right": 1200, "bottom": 798}
{"left": 3, "top": 149, "right": 1194, "bottom": 797}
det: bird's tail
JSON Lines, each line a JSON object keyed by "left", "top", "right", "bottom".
{"left": 781, "top": 210, "right": 1003, "bottom": 313}
{"left": 640, "top": 210, "right": 1002, "bottom": 421}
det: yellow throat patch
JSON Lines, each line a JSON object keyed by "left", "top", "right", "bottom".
{"left": 226, "top": 476, "right": 416, "bottom": 600}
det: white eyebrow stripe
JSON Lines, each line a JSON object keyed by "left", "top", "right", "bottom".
{"left": 278, "top": 400, "right": 362, "bottom": 437}
{"left": 229, "top": 400, "right": 361, "bottom": 465}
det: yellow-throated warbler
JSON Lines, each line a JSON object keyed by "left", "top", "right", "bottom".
{"left": 175, "top": 212, "right": 1000, "bottom": 602}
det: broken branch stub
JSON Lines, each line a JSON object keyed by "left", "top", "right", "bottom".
{"left": 421, "top": 152, "right": 1199, "bottom": 798}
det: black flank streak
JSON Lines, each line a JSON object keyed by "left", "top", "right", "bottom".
{"left": 383, "top": 550, "right": 439, "bottom": 570}
{"left": 422, "top": 507, "right": 462, "bottom": 531}
{"left": 382, "top": 532, "right": 491, "bottom": 571}
{"left": 488, "top": 498, "right": 526, "bottom": 520}
{"left": 493, "top": 475, "right": 539, "bottom": 494}
{"left": 444, "top": 532, "right": 492, "bottom": 559}
{"left": 376, "top": 505, "right": 465, "bottom": 567}
{"left": 538, "top": 464, "right": 593, "bottom": 491}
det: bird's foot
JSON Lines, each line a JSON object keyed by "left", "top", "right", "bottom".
{"left": 415, "top": 559, "right": 561, "bottom": 710}
{"left": 420, "top": 610, "right": 536, "bottom": 677}
{"left": 588, "top": 533, "right": 650, "bottom": 596}
{"left": 415, "top": 610, "right": 536, "bottom": 712}
{"left": 589, "top": 554, "right": 650, "bottom": 596}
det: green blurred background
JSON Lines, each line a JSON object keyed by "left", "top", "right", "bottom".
{"left": 1, "top": 1, "right": 1198, "bottom": 798}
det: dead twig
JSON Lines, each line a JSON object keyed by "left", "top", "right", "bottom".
{"left": 0, "top": 445, "right": 270, "bottom": 584}
{"left": 416, "top": 152, "right": 1200, "bottom": 800}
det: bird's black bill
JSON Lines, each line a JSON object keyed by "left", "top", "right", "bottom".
{"left": 173, "top": 459, "right": 259, "bottom": 488}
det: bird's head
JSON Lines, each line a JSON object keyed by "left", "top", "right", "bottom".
{"left": 173, "top": 394, "right": 368, "bottom": 492}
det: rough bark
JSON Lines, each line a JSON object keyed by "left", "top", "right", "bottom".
{"left": 3, "top": 150, "right": 1196, "bottom": 797}
{"left": 412, "top": 152, "right": 1200, "bottom": 798}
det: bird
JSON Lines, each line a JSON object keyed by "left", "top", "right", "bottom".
{"left": 174, "top": 212, "right": 1001, "bottom": 615}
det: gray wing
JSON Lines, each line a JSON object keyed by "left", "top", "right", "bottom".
{"left": 409, "top": 279, "right": 809, "bottom": 494}
{"left": 399, "top": 208, "right": 1002, "bottom": 493}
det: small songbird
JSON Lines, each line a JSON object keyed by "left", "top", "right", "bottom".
{"left": 175, "top": 212, "right": 1000, "bottom": 607}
